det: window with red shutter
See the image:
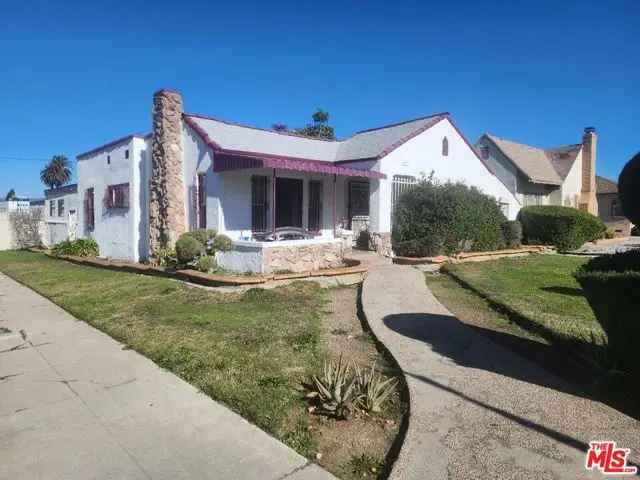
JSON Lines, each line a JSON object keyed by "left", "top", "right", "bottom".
{"left": 105, "top": 183, "right": 130, "bottom": 209}
{"left": 85, "top": 188, "right": 95, "bottom": 232}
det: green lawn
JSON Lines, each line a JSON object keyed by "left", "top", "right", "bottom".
{"left": 441, "top": 254, "right": 603, "bottom": 345}
{"left": 0, "top": 251, "right": 323, "bottom": 455}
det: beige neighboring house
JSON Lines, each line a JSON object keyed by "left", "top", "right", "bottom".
{"left": 596, "top": 175, "right": 632, "bottom": 236}
{"left": 475, "top": 127, "right": 598, "bottom": 215}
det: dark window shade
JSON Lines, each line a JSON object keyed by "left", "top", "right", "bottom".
{"left": 251, "top": 176, "right": 269, "bottom": 232}
{"left": 197, "top": 173, "right": 207, "bottom": 228}
{"left": 308, "top": 180, "right": 323, "bottom": 232}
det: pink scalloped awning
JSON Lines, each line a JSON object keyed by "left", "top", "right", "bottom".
{"left": 213, "top": 150, "right": 385, "bottom": 179}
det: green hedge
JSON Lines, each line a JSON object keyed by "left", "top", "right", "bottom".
{"left": 575, "top": 250, "right": 640, "bottom": 400}
{"left": 392, "top": 180, "right": 506, "bottom": 256}
{"left": 518, "top": 205, "right": 605, "bottom": 251}
{"left": 51, "top": 238, "right": 99, "bottom": 257}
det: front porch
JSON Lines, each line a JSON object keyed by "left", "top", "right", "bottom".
{"left": 211, "top": 151, "right": 385, "bottom": 273}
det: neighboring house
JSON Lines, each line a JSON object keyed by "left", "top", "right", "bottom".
{"left": 0, "top": 197, "right": 32, "bottom": 214}
{"left": 44, "top": 184, "right": 79, "bottom": 245}
{"left": 596, "top": 175, "right": 632, "bottom": 236}
{"left": 475, "top": 128, "right": 598, "bottom": 215}
{"left": 75, "top": 89, "right": 518, "bottom": 271}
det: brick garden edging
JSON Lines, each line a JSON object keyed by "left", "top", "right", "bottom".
{"left": 392, "top": 245, "right": 552, "bottom": 265}
{"left": 40, "top": 251, "right": 367, "bottom": 287}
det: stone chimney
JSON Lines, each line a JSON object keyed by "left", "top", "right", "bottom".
{"left": 579, "top": 127, "right": 598, "bottom": 215}
{"left": 149, "top": 89, "right": 186, "bottom": 251}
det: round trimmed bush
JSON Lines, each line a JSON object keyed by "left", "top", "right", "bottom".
{"left": 619, "top": 152, "right": 640, "bottom": 225}
{"left": 575, "top": 250, "right": 640, "bottom": 396}
{"left": 175, "top": 234, "right": 204, "bottom": 264}
{"left": 518, "top": 205, "right": 605, "bottom": 251}
{"left": 213, "top": 234, "right": 233, "bottom": 252}
{"left": 392, "top": 180, "right": 507, "bottom": 256}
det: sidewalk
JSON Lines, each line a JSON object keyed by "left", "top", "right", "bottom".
{"left": 360, "top": 258, "right": 639, "bottom": 479}
{"left": 0, "top": 273, "right": 334, "bottom": 480}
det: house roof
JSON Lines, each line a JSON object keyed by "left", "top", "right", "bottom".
{"left": 76, "top": 133, "right": 150, "bottom": 160}
{"left": 596, "top": 175, "right": 618, "bottom": 194}
{"left": 482, "top": 134, "right": 582, "bottom": 186}
{"left": 44, "top": 184, "right": 78, "bottom": 198}
{"left": 184, "top": 112, "right": 449, "bottom": 164}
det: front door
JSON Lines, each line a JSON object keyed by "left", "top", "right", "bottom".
{"left": 348, "top": 181, "right": 370, "bottom": 223}
{"left": 276, "top": 178, "right": 303, "bottom": 228}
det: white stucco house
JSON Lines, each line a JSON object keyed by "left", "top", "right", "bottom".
{"left": 475, "top": 128, "right": 598, "bottom": 215}
{"left": 44, "top": 184, "right": 79, "bottom": 245}
{"left": 73, "top": 89, "right": 519, "bottom": 272}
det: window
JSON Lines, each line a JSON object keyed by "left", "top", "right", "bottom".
{"left": 523, "top": 193, "right": 544, "bottom": 207}
{"left": 197, "top": 173, "right": 207, "bottom": 229}
{"left": 499, "top": 202, "right": 509, "bottom": 218}
{"left": 479, "top": 145, "right": 490, "bottom": 160}
{"left": 251, "top": 175, "right": 269, "bottom": 232}
{"left": 308, "top": 180, "right": 323, "bottom": 233}
{"left": 611, "top": 200, "right": 623, "bottom": 217}
{"left": 124, "top": 149, "right": 129, "bottom": 159}
{"left": 49, "top": 200, "right": 55, "bottom": 217}
{"left": 392, "top": 175, "right": 417, "bottom": 218}
{"left": 105, "top": 183, "right": 130, "bottom": 209}
{"left": 442, "top": 137, "right": 449, "bottom": 156}
{"left": 107, "top": 155, "right": 111, "bottom": 165}
{"left": 58, "top": 199, "right": 65, "bottom": 217}
{"left": 85, "top": 188, "right": 95, "bottom": 232}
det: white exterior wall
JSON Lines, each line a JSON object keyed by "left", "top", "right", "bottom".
{"left": 373, "top": 118, "right": 520, "bottom": 233}
{"left": 559, "top": 149, "right": 583, "bottom": 207}
{"left": 44, "top": 190, "right": 78, "bottom": 245}
{"left": 77, "top": 138, "right": 148, "bottom": 261}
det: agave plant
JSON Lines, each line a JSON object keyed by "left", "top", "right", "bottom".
{"left": 355, "top": 361, "right": 398, "bottom": 413}
{"left": 309, "top": 354, "right": 359, "bottom": 419}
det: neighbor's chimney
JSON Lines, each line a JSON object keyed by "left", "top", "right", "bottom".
{"left": 580, "top": 126, "right": 598, "bottom": 216}
{"left": 149, "top": 89, "right": 186, "bottom": 251}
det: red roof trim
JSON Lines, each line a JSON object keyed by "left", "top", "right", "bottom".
{"left": 77, "top": 133, "right": 148, "bottom": 160}
{"left": 214, "top": 150, "right": 385, "bottom": 179}
{"left": 185, "top": 115, "right": 385, "bottom": 179}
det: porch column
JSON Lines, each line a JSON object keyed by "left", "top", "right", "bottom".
{"left": 271, "top": 168, "right": 276, "bottom": 235}
{"left": 332, "top": 174, "right": 337, "bottom": 237}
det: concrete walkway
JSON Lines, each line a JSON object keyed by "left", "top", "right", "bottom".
{"left": 0, "top": 273, "right": 334, "bottom": 480}
{"left": 360, "top": 256, "right": 640, "bottom": 479}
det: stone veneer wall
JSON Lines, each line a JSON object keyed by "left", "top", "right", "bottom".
{"left": 262, "top": 241, "right": 344, "bottom": 274}
{"left": 370, "top": 232, "right": 392, "bottom": 257}
{"left": 149, "top": 90, "right": 186, "bottom": 252}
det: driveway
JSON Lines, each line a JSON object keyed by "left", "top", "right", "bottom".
{"left": 0, "top": 273, "right": 334, "bottom": 480}
{"left": 360, "top": 256, "right": 640, "bottom": 479}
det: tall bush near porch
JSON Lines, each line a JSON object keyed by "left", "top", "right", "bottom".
{"left": 392, "top": 179, "right": 506, "bottom": 256}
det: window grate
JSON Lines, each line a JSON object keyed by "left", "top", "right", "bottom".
{"left": 392, "top": 175, "right": 417, "bottom": 221}
{"left": 251, "top": 176, "right": 269, "bottom": 232}
{"left": 308, "top": 180, "right": 323, "bottom": 233}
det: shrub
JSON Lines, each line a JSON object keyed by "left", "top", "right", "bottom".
{"left": 151, "top": 247, "right": 176, "bottom": 267}
{"left": 184, "top": 229, "right": 217, "bottom": 251}
{"left": 618, "top": 152, "right": 640, "bottom": 225}
{"left": 196, "top": 255, "right": 217, "bottom": 273}
{"left": 175, "top": 234, "right": 204, "bottom": 264}
{"left": 603, "top": 228, "right": 615, "bottom": 239}
{"left": 213, "top": 234, "right": 233, "bottom": 252}
{"left": 308, "top": 355, "right": 359, "bottom": 420}
{"left": 51, "top": 238, "right": 99, "bottom": 257}
{"left": 392, "top": 179, "right": 506, "bottom": 256}
{"left": 501, "top": 220, "right": 523, "bottom": 248}
{"left": 354, "top": 362, "right": 397, "bottom": 413}
{"left": 575, "top": 251, "right": 640, "bottom": 398}
{"left": 518, "top": 205, "right": 605, "bottom": 251}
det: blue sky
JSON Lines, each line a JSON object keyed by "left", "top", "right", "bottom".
{"left": 1, "top": 0, "right": 638, "bottom": 198}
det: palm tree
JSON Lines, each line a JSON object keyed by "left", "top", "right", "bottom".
{"left": 40, "top": 155, "right": 71, "bottom": 189}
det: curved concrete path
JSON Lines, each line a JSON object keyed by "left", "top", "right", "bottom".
{"left": 360, "top": 256, "right": 639, "bottom": 479}
{"left": 0, "top": 273, "right": 334, "bottom": 480}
